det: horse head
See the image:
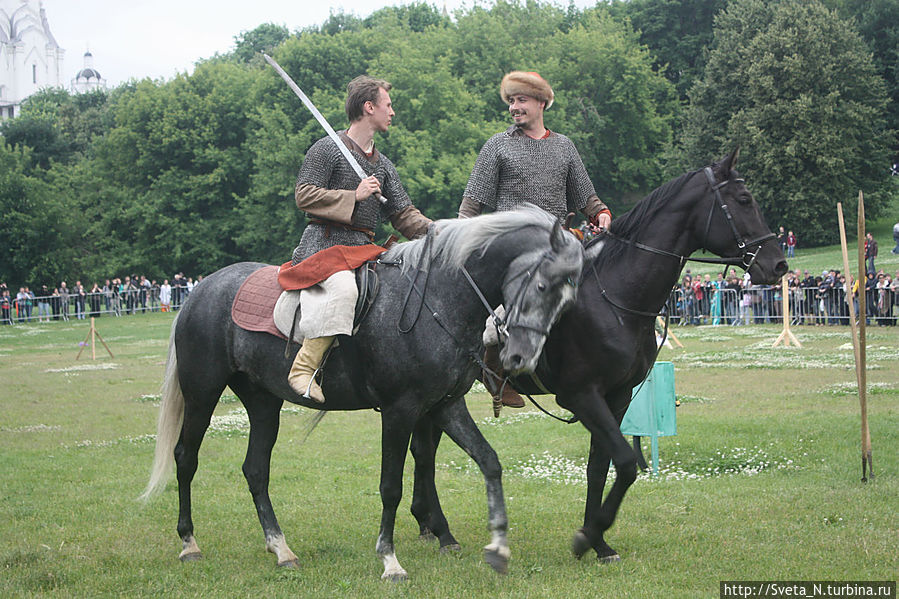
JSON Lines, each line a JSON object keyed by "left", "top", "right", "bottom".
{"left": 499, "top": 215, "right": 584, "bottom": 374}
{"left": 699, "top": 148, "right": 788, "bottom": 285}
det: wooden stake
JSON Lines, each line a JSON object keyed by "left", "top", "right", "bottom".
{"left": 657, "top": 315, "right": 683, "bottom": 347}
{"left": 856, "top": 192, "right": 872, "bottom": 481}
{"left": 837, "top": 201, "right": 862, "bottom": 372}
{"left": 76, "top": 317, "right": 114, "bottom": 360}
{"left": 772, "top": 274, "right": 801, "bottom": 347}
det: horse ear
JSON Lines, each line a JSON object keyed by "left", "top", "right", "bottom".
{"left": 721, "top": 147, "right": 740, "bottom": 173}
{"left": 550, "top": 219, "right": 566, "bottom": 253}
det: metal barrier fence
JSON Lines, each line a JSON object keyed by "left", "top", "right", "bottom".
{"left": 2, "top": 285, "right": 896, "bottom": 326}
{"left": 0, "top": 288, "right": 191, "bottom": 324}
{"left": 667, "top": 285, "right": 897, "bottom": 326}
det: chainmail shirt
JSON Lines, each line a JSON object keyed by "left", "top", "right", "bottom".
{"left": 292, "top": 133, "right": 412, "bottom": 264}
{"left": 463, "top": 126, "right": 597, "bottom": 221}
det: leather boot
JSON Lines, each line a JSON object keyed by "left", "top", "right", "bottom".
{"left": 287, "top": 336, "right": 334, "bottom": 403}
{"left": 482, "top": 345, "right": 525, "bottom": 416}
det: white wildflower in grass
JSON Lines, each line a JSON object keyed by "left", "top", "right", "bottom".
{"left": 675, "top": 350, "right": 858, "bottom": 370}
{"left": 643, "top": 443, "right": 799, "bottom": 482}
{"left": 868, "top": 346, "right": 899, "bottom": 362}
{"left": 821, "top": 382, "right": 896, "bottom": 396}
{"left": 45, "top": 363, "right": 120, "bottom": 373}
{"left": 477, "top": 409, "right": 573, "bottom": 427}
{"left": 509, "top": 451, "right": 588, "bottom": 486}
{"left": 207, "top": 409, "right": 250, "bottom": 437}
{"left": 804, "top": 330, "right": 872, "bottom": 341}
{"left": 2, "top": 424, "right": 62, "bottom": 433}
{"left": 446, "top": 411, "right": 802, "bottom": 486}
{"left": 74, "top": 433, "right": 155, "bottom": 448}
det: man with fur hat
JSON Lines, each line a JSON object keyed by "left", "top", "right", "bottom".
{"left": 284, "top": 75, "right": 432, "bottom": 403}
{"left": 459, "top": 70, "right": 611, "bottom": 413}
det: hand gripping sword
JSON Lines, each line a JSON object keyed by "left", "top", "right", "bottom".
{"left": 262, "top": 53, "right": 388, "bottom": 205}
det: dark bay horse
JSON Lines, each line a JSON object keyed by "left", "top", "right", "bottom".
{"left": 140, "top": 204, "right": 584, "bottom": 580}
{"left": 409, "top": 149, "right": 788, "bottom": 562}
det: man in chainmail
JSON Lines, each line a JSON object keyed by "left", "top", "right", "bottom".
{"left": 460, "top": 71, "right": 612, "bottom": 413}
{"left": 287, "top": 75, "right": 431, "bottom": 403}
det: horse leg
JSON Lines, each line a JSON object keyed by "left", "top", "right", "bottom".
{"left": 230, "top": 376, "right": 298, "bottom": 568}
{"left": 174, "top": 386, "right": 222, "bottom": 562}
{"left": 376, "top": 408, "right": 417, "bottom": 581}
{"left": 409, "top": 418, "right": 460, "bottom": 552}
{"left": 430, "top": 399, "right": 509, "bottom": 574}
{"left": 565, "top": 391, "right": 637, "bottom": 563}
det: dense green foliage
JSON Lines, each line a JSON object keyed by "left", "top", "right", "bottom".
{"left": 0, "top": 0, "right": 895, "bottom": 286}
{"left": 675, "top": 0, "right": 894, "bottom": 245}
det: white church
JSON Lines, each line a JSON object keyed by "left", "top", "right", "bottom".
{"left": 1, "top": 0, "right": 104, "bottom": 120}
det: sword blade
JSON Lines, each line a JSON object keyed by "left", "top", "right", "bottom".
{"left": 263, "top": 53, "right": 387, "bottom": 204}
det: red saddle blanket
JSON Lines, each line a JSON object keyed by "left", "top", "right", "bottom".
{"left": 231, "top": 244, "right": 389, "bottom": 339}
{"left": 231, "top": 265, "right": 286, "bottom": 339}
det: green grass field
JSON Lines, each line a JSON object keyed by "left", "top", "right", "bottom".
{"left": 1, "top": 312, "right": 897, "bottom": 598}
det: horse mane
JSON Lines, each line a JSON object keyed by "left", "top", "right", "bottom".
{"left": 591, "top": 169, "right": 697, "bottom": 269}
{"left": 386, "top": 203, "right": 557, "bottom": 274}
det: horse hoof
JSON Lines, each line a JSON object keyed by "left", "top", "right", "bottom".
{"left": 598, "top": 553, "right": 621, "bottom": 564}
{"left": 179, "top": 551, "right": 202, "bottom": 563}
{"left": 571, "top": 530, "right": 591, "bottom": 559}
{"left": 419, "top": 529, "right": 437, "bottom": 542}
{"left": 439, "top": 543, "right": 462, "bottom": 554}
{"left": 277, "top": 558, "right": 300, "bottom": 569}
{"left": 381, "top": 571, "right": 408, "bottom": 583}
{"left": 484, "top": 548, "right": 509, "bottom": 575}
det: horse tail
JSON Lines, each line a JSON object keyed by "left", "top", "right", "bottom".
{"left": 301, "top": 410, "right": 328, "bottom": 443}
{"left": 140, "top": 313, "right": 184, "bottom": 501}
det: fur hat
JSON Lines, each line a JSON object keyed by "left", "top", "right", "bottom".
{"left": 500, "top": 71, "right": 554, "bottom": 109}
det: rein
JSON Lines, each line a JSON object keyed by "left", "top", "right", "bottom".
{"left": 396, "top": 227, "right": 557, "bottom": 371}
{"left": 599, "top": 167, "right": 774, "bottom": 275}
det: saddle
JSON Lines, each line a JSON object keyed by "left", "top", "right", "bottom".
{"left": 230, "top": 262, "right": 384, "bottom": 344}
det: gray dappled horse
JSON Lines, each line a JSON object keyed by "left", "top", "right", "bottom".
{"left": 141, "top": 204, "right": 584, "bottom": 580}
{"left": 409, "top": 150, "right": 789, "bottom": 563}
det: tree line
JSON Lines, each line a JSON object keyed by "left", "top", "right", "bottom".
{"left": 1, "top": 0, "right": 895, "bottom": 286}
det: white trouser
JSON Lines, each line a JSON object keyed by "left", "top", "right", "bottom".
{"left": 298, "top": 270, "right": 358, "bottom": 339}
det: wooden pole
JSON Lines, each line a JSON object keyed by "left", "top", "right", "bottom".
{"left": 837, "top": 201, "right": 861, "bottom": 379}
{"left": 856, "top": 192, "right": 872, "bottom": 481}
{"left": 76, "top": 317, "right": 114, "bottom": 361}
{"left": 657, "top": 315, "right": 683, "bottom": 348}
{"left": 772, "top": 274, "right": 800, "bottom": 347}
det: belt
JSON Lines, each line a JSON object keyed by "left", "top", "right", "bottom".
{"left": 309, "top": 219, "right": 375, "bottom": 242}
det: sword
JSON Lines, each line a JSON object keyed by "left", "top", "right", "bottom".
{"left": 262, "top": 53, "right": 388, "bottom": 205}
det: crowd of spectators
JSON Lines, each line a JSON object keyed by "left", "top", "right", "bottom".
{"left": 671, "top": 266, "right": 899, "bottom": 327}
{"left": 4, "top": 229, "right": 898, "bottom": 329}
{"left": 0, "top": 273, "right": 202, "bottom": 325}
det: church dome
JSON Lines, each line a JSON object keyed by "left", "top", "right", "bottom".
{"left": 76, "top": 67, "right": 102, "bottom": 80}
{"left": 71, "top": 50, "right": 106, "bottom": 93}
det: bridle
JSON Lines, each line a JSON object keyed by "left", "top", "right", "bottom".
{"left": 697, "top": 167, "right": 776, "bottom": 272}
{"left": 468, "top": 248, "right": 578, "bottom": 343}
{"left": 600, "top": 166, "right": 776, "bottom": 277}
{"left": 398, "top": 227, "right": 576, "bottom": 346}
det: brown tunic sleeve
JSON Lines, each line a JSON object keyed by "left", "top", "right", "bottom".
{"left": 390, "top": 205, "right": 432, "bottom": 240}
{"left": 295, "top": 183, "right": 356, "bottom": 225}
{"left": 581, "top": 195, "right": 611, "bottom": 220}
{"left": 457, "top": 197, "right": 483, "bottom": 219}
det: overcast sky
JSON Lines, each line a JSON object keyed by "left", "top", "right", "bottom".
{"left": 41, "top": 0, "right": 596, "bottom": 88}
